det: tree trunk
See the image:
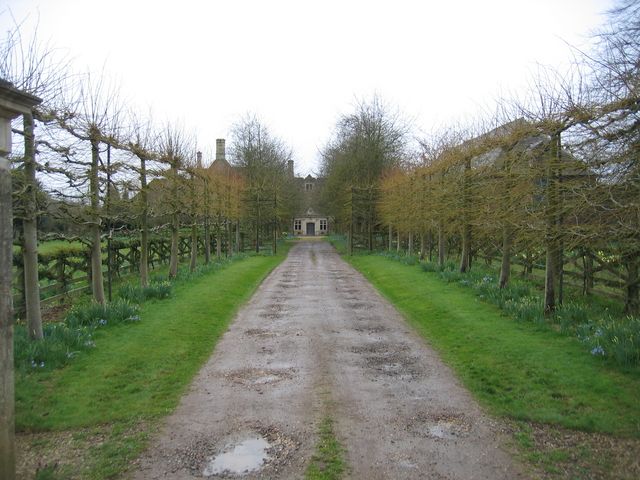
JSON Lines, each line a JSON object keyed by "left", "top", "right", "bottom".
{"left": 438, "top": 221, "right": 446, "bottom": 267}
{"left": 396, "top": 231, "right": 401, "bottom": 253}
{"left": 204, "top": 218, "right": 211, "bottom": 264}
{"left": 408, "top": 232, "right": 413, "bottom": 257}
{"left": 459, "top": 224, "right": 471, "bottom": 273}
{"left": 459, "top": 157, "right": 472, "bottom": 273}
{"left": 216, "top": 221, "right": 222, "bottom": 259}
{"left": 544, "top": 132, "right": 561, "bottom": 314}
{"left": 227, "top": 221, "right": 233, "bottom": 257}
{"left": 21, "top": 113, "right": 42, "bottom": 339}
{"left": 0, "top": 154, "right": 16, "bottom": 480}
{"left": 544, "top": 245, "right": 557, "bottom": 314}
{"left": 168, "top": 157, "right": 179, "bottom": 279}
{"left": 190, "top": 223, "right": 197, "bottom": 272}
{"left": 388, "top": 224, "right": 392, "bottom": 251}
{"left": 235, "top": 220, "right": 240, "bottom": 254}
{"left": 583, "top": 250, "right": 593, "bottom": 296}
{"left": 499, "top": 225, "right": 512, "bottom": 289}
{"left": 272, "top": 221, "right": 277, "bottom": 255}
{"left": 89, "top": 139, "right": 105, "bottom": 304}
{"left": 255, "top": 200, "right": 260, "bottom": 253}
{"left": 139, "top": 155, "right": 149, "bottom": 287}
{"left": 348, "top": 187, "right": 353, "bottom": 256}
{"left": 419, "top": 233, "right": 426, "bottom": 260}
{"left": 169, "top": 214, "right": 179, "bottom": 279}
{"left": 623, "top": 251, "right": 640, "bottom": 315}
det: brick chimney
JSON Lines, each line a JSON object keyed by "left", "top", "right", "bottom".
{"left": 288, "top": 159, "right": 294, "bottom": 177}
{"left": 216, "top": 139, "right": 226, "bottom": 161}
{"left": 196, "top": 151, "right": 202, "bottom": 168}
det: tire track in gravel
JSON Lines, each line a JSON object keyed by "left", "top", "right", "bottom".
{"left": 131, "top": 240, "right": 526, "bottom": 479}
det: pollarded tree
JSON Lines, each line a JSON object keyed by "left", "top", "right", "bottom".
{"left": 157, "top": 123, "right": 192, "bottom": 279}
{"left": 53, "top": 72, "right": 124, "bottom": 304}
{"left": 125, "top": 111, "right": 159, "bottom": 287}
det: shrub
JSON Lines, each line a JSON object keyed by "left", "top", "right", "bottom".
{"left": 554, "top": 302, "right": 591, "bottom": 333}
{"left": 439, "top": 270, "right": 463, "bottom": 283}
{"left": 421, "top": 261, "right": 439, "bottom": 273}
{"left": 118, "top": 281, "right": 172, "bottom": 303}
{"left": 14, "top": 322, "right": 95, "bottom": 371}
{"left": 578, "top": 317, "right": 640, "bottom": 366}
{"left": 403, "top": 256, "right": 417, "bottom": 266}
{"left": 65, "top": 300, "right": 139, "bottom": 329}
{"left": 504, "top": 296, "right": 545, "bottom": 324}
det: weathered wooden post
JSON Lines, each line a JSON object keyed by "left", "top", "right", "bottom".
{"left": 0, "top": 79, "right": 41, "bottom": 480}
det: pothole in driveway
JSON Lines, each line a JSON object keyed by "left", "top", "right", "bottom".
{"left": 364, "top": 352, "right": 423, "bottom": 379}
{"left": 341, "top": 287, "right": 361, "bottom": 295}
{"left": 260, "top": 304, "right": 288, "bottom": 318}
{"left": 244, "top": 328, "right": 277, "bottom": 338}
{"left": 406, "top": 412, "right": 472, "bottom": 440}
{"left": 203, "top": 436, "right": 270, "bottom": 476}
{"left": 223, "top": 368, "right": 294, "bottom": 388}
{"left": 353, "top": 324, "right": 388, "bottom": 334}
{"left": 178, "top": 425, "right": 300, "bottom": 478}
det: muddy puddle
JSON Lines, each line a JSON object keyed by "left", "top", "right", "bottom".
{"left": 407, "top": 413, "right": 472, "bottom": 440}
{"left": 203, "top": 436, "right": 270, "bottom": 476}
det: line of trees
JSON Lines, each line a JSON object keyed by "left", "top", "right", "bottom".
{"left": 0, "top": 23, "right": 297, "bottom": 346}
{"left": 322, "top": 1, "right": 639, "bottom": 315}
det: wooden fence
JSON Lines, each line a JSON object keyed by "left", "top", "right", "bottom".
{"left": 11, "top": 234, "right": 229, "bottom": 317}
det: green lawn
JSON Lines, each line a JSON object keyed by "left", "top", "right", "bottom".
{"left": 346, "top": 253, "right": 640, "bottom": 478}
{"left": 348, "top": 255, "right": 640, "bottom": 437}
{"left": 16, "top": 251, "right": 286, "bottom": 479}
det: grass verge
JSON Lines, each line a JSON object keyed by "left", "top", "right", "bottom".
{"left": 16, "top": 250, "right": 287, "bottom": 479}
{"left": 305, "top": 417, "right": 346, "bottom": 480}
{"left": 346, "top": 253, "right": 640, "bottom": 479}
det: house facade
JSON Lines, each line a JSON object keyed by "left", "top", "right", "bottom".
{"left": 290, "top": 166, "right": 330, "bottom": 236}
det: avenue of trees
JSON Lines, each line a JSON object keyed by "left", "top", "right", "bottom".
{"left": 321, "top": 1, "right": 639, "bottom": 315}
{"left": 0, "top": 25, "right": 296, "bottom": 344}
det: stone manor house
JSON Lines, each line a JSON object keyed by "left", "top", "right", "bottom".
{"left": 288, "top": 160, "right": 330, "bottom": 236}
{"left": 202, "top": 139, "right": 330, "bottom": 236}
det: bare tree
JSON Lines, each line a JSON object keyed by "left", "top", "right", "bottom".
{"left": 126, "top": 111, "right": 158, "bottom": 287}
{"left": 54, "top": 71, "right": 124, "bottom": 304}
{"left": 157, "top": 123, "right": 191, "bottom": 278}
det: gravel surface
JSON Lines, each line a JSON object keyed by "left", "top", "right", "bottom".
{"left": 130, "top": 241, "right": 526, "bottom": 479}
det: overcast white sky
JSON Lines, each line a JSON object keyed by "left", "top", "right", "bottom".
{"left": 3, "top": 0, "right": 613, "bottom": 175}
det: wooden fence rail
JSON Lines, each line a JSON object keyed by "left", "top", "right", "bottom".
{"left": 11, "top": 234, "right": 230, "bottom": 318}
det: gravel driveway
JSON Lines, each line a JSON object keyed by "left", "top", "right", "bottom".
{"left": 131, "top": 240, "right": 525, "bottom": 479}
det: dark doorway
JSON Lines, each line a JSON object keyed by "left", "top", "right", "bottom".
{"left": 306, "top": 222, "right": 315, "bottom": 235}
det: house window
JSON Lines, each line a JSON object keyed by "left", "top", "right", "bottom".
{"left": 305, "top": 182, "right": 313, "bottom": 191}
{"left": 320, "top": 219, "right": 327, "bottom": 231}
{"left": 294, "top": 220, "right": 301, "bottom": 231}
